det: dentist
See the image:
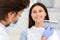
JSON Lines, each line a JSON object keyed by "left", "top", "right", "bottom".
{"left": 0, "top": 0, "right": 30, "bottom": 40}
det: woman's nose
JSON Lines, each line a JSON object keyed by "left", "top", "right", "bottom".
{"left": 36, "top": 12, "right": 40, "bottom": 15}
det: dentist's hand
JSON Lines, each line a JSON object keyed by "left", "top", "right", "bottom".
{"left": 42, "top": 25, "right": 54, "bottom": 39}
{"left": 41, "top": 37, "right": 46, "bottom": 40}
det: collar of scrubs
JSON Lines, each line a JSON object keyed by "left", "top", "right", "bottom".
{"left": 31, "top": 26, "right": 45, "bottom": 31}
{"left": 30, "top": 26, "right": 45, "bottom": 35}
{"left": 0, "top": 23, "right": 8, "bottom": 32}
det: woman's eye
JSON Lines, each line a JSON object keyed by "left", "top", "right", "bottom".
{"left": 39, "top": 10, "right": 43, "bottom": 12}
{"left": 33, "top": 11, "right": 37, "bottom": 13}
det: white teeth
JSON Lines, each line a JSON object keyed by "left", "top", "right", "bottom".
{"left": 37, "top": 17, "right": 40, "bottom": 18}
{"left": 36, "top": 17, "right": 41, "bottom": 19}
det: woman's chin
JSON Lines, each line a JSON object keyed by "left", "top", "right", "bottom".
{"left": 36, "top": 20, "right": 43, "bottom": 23}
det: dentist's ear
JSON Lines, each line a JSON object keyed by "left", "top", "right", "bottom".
{"left": 7, "top": 12, "right": 16, "bottom": 22}
{"left": 8, "top": 12, "right": 15, "bottom": 18}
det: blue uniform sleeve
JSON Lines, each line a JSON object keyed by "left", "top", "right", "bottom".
{"left": 20, "top": 30, "right": 27, "bottom": 40}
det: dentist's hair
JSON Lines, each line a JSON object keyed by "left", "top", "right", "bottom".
{"left": 28, "top": 2, "right": 49, "bottom": 28}
{"left": 0, "top": 0, "right": 30, "bottom": 21}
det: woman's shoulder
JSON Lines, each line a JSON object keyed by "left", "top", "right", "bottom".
{"left": 21, "top": 28, "right": 31, "bottom": 32}
{"left": 54, "top": 29, "right": 60, "bottom": 34}
{"left": 21, "top": 28, "right": 32, "bottom": 35}
{"left": 54, "top": 29, "right": 60, "bottom": 37}
{"left": 21, "top": 28, "right": 28, "bottom": 34}
{"left": 20, "top": 28, "right": 29, "bottom": 40}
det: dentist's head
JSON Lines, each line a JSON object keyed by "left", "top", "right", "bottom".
{"left": 0, "top": 0, "right": 30, "bottom": 27}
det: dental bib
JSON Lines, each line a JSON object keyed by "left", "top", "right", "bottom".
{"left": 27, "top": 26, "right": 60, "bottom": 40}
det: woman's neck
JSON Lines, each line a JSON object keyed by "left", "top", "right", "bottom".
{"left": 35, "top": 22, "right": 43, "bottom": 28}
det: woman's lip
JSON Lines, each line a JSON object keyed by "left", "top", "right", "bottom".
{"left": 35, "top": 16, "right": 42, "bottom": 18}
{"left": 35, "top": 17, "right": 41, "bottom": 19}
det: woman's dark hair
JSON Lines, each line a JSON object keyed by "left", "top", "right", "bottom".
{"left": 0, "top": 0, "right": 30, "bottom": 20}
{"left": 28, "top": 2, "right": 49, "bottom": 28}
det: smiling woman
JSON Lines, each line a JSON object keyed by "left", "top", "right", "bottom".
{"left": 20, "top": 2, "right": 60, "bottom": 40}
{"left": 29, "top": 2, "right": 49, "bottom": 28}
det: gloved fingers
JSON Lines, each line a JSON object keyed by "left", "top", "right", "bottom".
{"left": 45, "top": 26, "right": 54, "bottom": 34}
{"left": 45, "top": 24, "right": 54, "bottom": 29}
{"left": 49, "top": 28, "right": 54, "bottom": 33}
{"left": 50, "top": 27, "right": 54, "bottom": 31}
{"left": 45, "top": 27, "right": 52, "bottom": 31}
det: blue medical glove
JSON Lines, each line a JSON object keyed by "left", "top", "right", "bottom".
{"left": 42, "top": 25, "right": 54, "bottom": 39}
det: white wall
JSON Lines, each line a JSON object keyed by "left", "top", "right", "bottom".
{"left": 47, "top": 8, "right": 60, "bottom": 30}
{"left": 54, "top": 0, "right": 60, "bottom": 8}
